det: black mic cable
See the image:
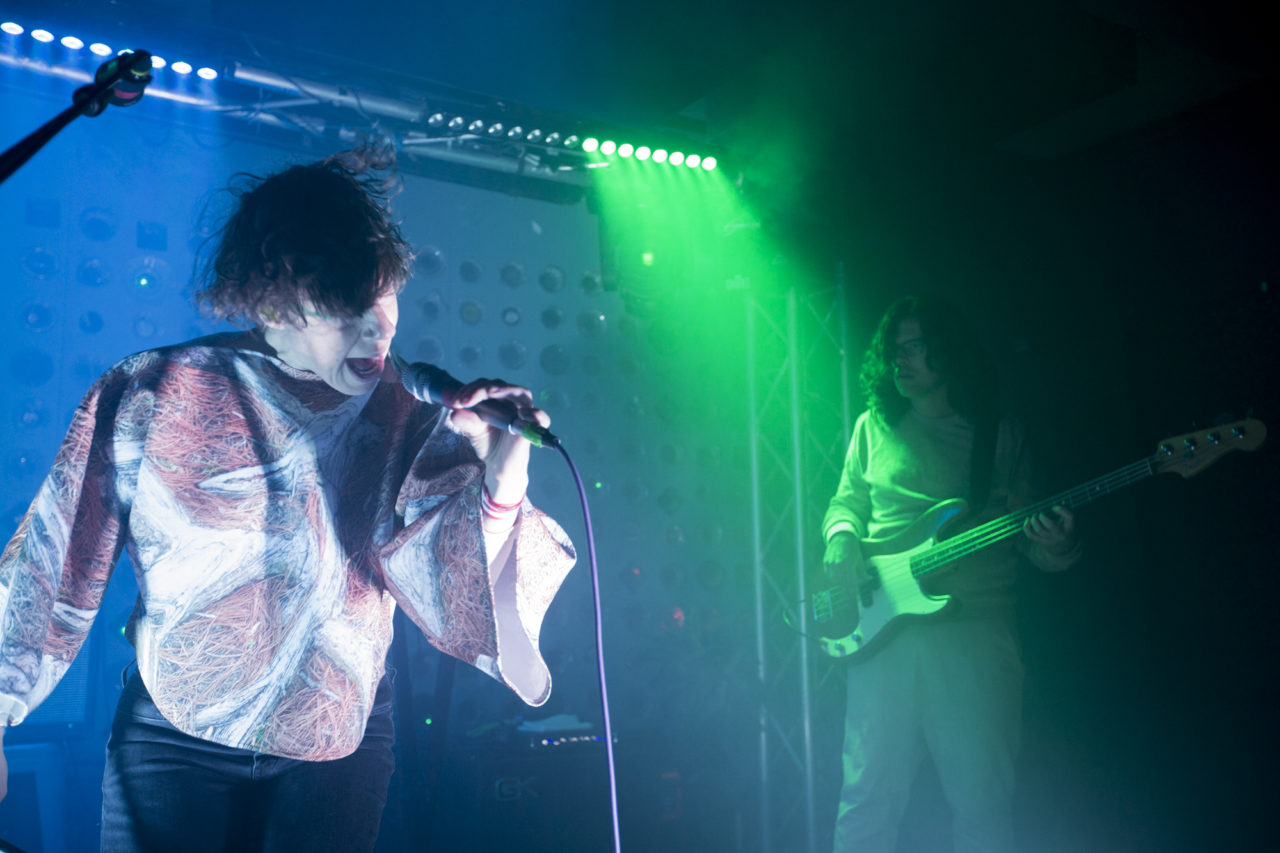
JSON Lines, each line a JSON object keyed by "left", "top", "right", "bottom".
{"left": 390, "top": 351, "right": 621, "bottom": 852}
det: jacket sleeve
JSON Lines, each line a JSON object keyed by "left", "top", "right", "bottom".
{"left": 378, "top": 416, "right": 576, "bottom": 707}
{"left": 0, "top": 367, "right": 134, "bottom": 725}
{"left": 822, "top": 412, "right": 873, "bottom": 544}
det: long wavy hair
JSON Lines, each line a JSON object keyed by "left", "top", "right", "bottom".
{"left": 859, "top": 295, "right": 998, "bottom": 426}
{"left": 196, "top": 144, "right": 413, "bottom": 326}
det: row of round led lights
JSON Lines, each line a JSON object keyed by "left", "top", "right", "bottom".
{"left": 427, "top": 112, "right": 582, "bottom": 148}
{"left": 1, "top": 21, "right": 219, "bottom": 79}
{"left": 424, "top": 111, "right": 718, "bottom": 171}
{"left": 583, "top": 138, "right": 717, "bottom": 171}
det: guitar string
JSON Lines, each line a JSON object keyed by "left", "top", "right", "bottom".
{"left": 823, "top": 457, "right": 1156, "bottom": 604}
{"left": 911, "top": 458, "right": 1154, "bottom": 573}
{"left": 820, "top": 465, "right": 1153, "bottom": 601}
{"left": 818, "top": 429, "right": 1253, "bottom": 616}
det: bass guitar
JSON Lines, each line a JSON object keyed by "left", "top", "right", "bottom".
{"left": 810, "top": 418, "right": 1266, "bottom": 661}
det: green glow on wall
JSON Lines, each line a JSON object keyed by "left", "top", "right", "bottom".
{"left": 587, "top": 150, "right": 787, "bottom": 402}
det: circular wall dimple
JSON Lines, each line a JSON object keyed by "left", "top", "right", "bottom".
{"left": 22, "top": 248, "right": 58, "bottom": 279}
{"left": 540, "top": 306, "right": 564, "bottom": 330}
{"left": 538, "top": 265, "right": 565, "bottom": 293}
{"left": 20, "top": 302, "right": 54, "bottom": 332}
{"left": 538, "top": 388, "right": 569, "bottom": 413}
{"left": 577, "top": 309, "right": 606, "bottom": 338}
{"left": 580, "top": 271, "right": 603, "bottom": 294}
{"left": 133, "top": 315, "right": 158, "bottom": 339}
{"left": 79, "top": 207, "right": 118, "bottom": 242}
{"left": 498, "top": 340, "right": 527, "bottom": 370}
{"left": 458, "top": 300, "right": 483, "bottom": 326}
{"left": 420, "top": 292, "right": 444, "bottom": 322}
{"left": 415, "top": 337, "right": 444, "bottom": 364}
{"left": 76, "top": 258, "right": 108, "bottom": 287}
{"left": 458, "top": 342, "right": 483, "bottom": 365}
{"left": 415, "top": 246, "right": 446, "bottom": 278}
{"left": 130, "top": 257, "right": 170, "bottom": 300}
{"left": 459, "top": 260, "right": 482, "bottom": 283}
{"left": 499, "top": 262, "right": 524, "bottom": 288}
{"left": 539, "top": 345, "right": 570, "bottom": 375}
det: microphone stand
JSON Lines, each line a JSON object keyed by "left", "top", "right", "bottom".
{"left": 0, "top": 49, "right": 153, "bottom": 185}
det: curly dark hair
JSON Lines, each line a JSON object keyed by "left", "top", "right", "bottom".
{"left": 859, "top": 295, "right": 998, "bottom": 426}
{"left": 196, "top": 145, "right": 413, "bottom": 326}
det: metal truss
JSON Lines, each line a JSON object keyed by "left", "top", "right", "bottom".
{"left": 747, "top": 269, "right": 852, "bottom": 853}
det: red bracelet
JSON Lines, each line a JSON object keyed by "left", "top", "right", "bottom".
{"left": 482, "top": 485, "right": 524, "bottom": 512}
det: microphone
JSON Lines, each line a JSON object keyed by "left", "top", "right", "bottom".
{"left": 75, "top": 50, "right": 154, "bottom": 117}
{"left": 391, "top": 352, "right": 559, "bottom": 448}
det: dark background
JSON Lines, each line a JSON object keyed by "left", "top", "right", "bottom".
{"left": 3, "top": 1, "right": 1278, "bottom": 850}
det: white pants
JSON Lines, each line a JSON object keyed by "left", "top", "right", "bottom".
{"left": 832, "top": 617, "right": 1024, "bottom": 853}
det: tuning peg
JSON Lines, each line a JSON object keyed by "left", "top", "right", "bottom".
{"left": 1207, "top": 432, "right": 1221, "bottom": 445}
{"left": 1184, "top": 438, "right": 1197, "bottom": 451}
{"left": 1233, "top": 425, "right": 1247, "bottom": 439}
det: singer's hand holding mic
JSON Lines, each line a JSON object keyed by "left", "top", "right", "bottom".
{"left": 393, "top": 353, "right": 559, "bottom": 504}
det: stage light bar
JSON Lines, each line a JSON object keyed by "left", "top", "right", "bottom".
{"left": 575, "top": 133, "right": 720, "bottom": 171}
{"left": 0, "top": 18, "right": 722, "bottom": 178}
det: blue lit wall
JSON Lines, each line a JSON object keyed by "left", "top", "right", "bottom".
{"left": 1, "top": 55, "right": 756, "bottom": 851}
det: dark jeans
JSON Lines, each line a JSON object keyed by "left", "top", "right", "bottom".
{"left": 100, "top": 669, "right": 396, "bottom": 853}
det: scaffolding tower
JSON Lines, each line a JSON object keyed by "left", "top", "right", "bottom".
{"left": 747, "top": 269, "right": 854, "bottom": 853}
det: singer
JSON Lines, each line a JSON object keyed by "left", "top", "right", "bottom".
{"left": 0, "top": 145, "right": 576, "bottom": 851}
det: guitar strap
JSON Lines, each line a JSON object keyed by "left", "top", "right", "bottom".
{"left": 969, "top": 412, "right": 998, "bottom": 512}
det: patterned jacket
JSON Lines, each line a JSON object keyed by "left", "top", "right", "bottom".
{"left": 0, "top": 333, "right": 576, "bottom": 760}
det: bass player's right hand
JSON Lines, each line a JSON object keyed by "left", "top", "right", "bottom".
{"left": 823, "top": 530, "right": 878, "bottom": 605}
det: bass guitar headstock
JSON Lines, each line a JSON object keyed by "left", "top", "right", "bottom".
{"left": 1150, "top": 418, "right": 1266, "bottom": 478}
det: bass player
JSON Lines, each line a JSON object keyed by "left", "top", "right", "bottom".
{"left": 823, "top": 295, "right": 1081, "bottom": 853}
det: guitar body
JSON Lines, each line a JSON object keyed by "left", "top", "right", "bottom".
{"left": 805, "top": 418, "right": 1266, "bottom": 663}
{"left": 813, "top": 499, "right": 969, "bottom": 661}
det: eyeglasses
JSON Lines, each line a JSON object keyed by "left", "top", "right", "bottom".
{"left": 893, "top": 338, "right": 926, "bottom": 360}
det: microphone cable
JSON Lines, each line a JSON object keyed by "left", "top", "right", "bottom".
{"left": 391, "top": 352, "right": 620, "bottom": 851}
{"left": 554, "top": 440, "right": 621, "bottom": 853}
